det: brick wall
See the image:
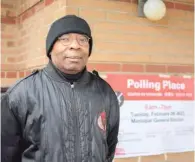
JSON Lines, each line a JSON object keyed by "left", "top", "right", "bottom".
{"left": 1, "top": 0, "right": 194, "bottom": 87}
{"left": 1, "top": 0, "right": 48, "bottom": 86}
{"left": 1, "top": 0, "right": 194, "bottom": 161}
{"left": 18, "top": 0, "right": 40, "bottom": 14}
{"left": 66, "top": 0, "right": 194, "bottom": 76}
{"left": 1, "top": 0, "right": 19, "bottom": 86}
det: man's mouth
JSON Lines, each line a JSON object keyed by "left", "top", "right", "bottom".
{"left": 66, "top": 56, "right": 81, "bottom": 59}
{"left": 66, "top": 56, "right": 82, "bottom": 61}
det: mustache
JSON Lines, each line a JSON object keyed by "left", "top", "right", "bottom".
{"left": 51, "top": 50, "right": 74, "bottom": 55}
{"left": 51, "top": 50, "right": 83, "bottom": 59}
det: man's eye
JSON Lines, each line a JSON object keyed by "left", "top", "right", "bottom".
{"left": 79, "top": 37, "right": 88, "bottom": 42}
{"left": 62, "top": 37, "right": 70, "bottom": 41}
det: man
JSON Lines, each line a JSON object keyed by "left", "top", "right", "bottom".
{"left": 1, "top": 15, "right": 120, "bottom": 162}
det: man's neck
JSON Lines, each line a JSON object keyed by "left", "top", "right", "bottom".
{"left": 50, "top": 61, "right": 86, "bottom": 83}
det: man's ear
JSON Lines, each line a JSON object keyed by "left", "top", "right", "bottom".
{"left": 49, "top": 52, "right": 52, "bottom": 60}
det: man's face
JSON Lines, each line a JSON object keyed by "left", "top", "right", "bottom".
{"left": 50, "top": 33, "right": 90, "bottom": 74}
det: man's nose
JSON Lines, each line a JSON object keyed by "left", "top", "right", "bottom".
{"left": 69, "top": 39, "right": 80, "bottom": 49}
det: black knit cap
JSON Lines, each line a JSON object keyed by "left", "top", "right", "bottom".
{"left": 46, "top": 15, "right": 93, "bottom": 58}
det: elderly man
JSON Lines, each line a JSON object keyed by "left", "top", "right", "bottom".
{"left": 1, "top": 15, "right": 120, "bottom": 162}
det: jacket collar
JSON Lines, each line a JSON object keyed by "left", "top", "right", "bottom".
{"left": 43, "top": 61, "right": 91, "bottom": 85}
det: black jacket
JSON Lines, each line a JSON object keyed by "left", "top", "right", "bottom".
{"left": 1, "top": 62, "right": 120, "bottom": 162}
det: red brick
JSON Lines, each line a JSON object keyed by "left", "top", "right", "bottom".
{"left": 1, "top": 72, "right": 5, "bottom": 78}
{"left": 174, "top": 3, "right": 194, "bottom": 11}
{"left": 1, "top": 25, "right": 6, "bottom": 31}
{"left": 25, "top": 70, "right": 32, "bottom": 76}
{"left": 1, "top": 3, "right": 13, "bottom": 8}
{"left": 87, "top": 63, "right": 96, "bottom": 71}
{"left": 1, "top": 64, "right": 14, "bottom": 70}
{"left": 1, "top": 34, "right": 14, "bottom": 39}
{"left": 118, "top": 0, "right": 131, "bottom": 2}
{"left": 7, "top": 57, "right": 17, "bottom": 63}
{"left": 167, "top": 152, "right": 194, "bottom": 162}
{"left": 131, "top": 0, "right": 137, "bottom": 4}
{"left": 7, "top": 41, "right": 15, "bottom": 47}
{"left": 142, "top": 155, "right": 165, "bottom": 162}
{"left": 165, "top": 1, "right": 175, "bottom": 9}
{"left": 8, "top": 55, "right": 27, "bottom": 63}
{"left": 35, "top": 1, "right": 45, "bottom": 12}
{"left": 6, "top": 10, "right": 15, "bottom": 17}
{"left": 6, "top": 71, "right": 17, "bottom": 78}
{"left": 19, "top": 71, "right": 25, "bottom": 78}
{"left": 1, "top": 17, "right": 16, "bottom": 24}
{"left": 45, "top": 0, "right": 54, "bottom": 6}
{"left": 87, "top": 63, "right": 121, "bottom": 72}
{"left": 21, "top": 14, "right": 27, "bottom": 22}
{"left": 114, "top": 157, "right": 138, "bottom": 162}
{"left": 1, "top": 42, "right": 4, "bottom": 49}
{"left": 146, "top": 64, "right": 166, "bottom": 73}
{"left": 167, "top": 65, "right": 194, "bottom": 73}
{"left": 21, "top": 8, "right": 35, "bottom": 21}
{"left": 15, "top": 17, "right": 21, "bottom": 24}
{"left": 122, "top": 64, "right": 144, "bottom": 72}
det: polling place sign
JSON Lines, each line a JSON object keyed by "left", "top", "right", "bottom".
{"left": 106, "top": 74, "right": 194, "bottom": 158}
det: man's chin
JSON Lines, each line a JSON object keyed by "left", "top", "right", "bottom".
{"left": 63, "top": 65, "right": 83, "bottom": 74}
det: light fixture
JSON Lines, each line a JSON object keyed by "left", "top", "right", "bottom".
{"left": 138, "top": 0, "right": 166, "bottom": 21}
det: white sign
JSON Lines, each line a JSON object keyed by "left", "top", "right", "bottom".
{"left": 105, "top": 74, "right": 194, "bottom": 158}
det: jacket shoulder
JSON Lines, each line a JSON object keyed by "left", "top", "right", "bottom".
{"left": 6, "top": 69, "right": 41, "bottom": 95}
{"left": 89, "top": 70, "right": 115, "bottom": 94}
{"left": 90, "top": 70, "right": 107, "bottom": 85}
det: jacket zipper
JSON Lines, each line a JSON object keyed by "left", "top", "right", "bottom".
{"left": 70, "top": 83, "right": 80, "bottom": 162}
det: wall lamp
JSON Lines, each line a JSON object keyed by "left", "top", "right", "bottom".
{"left": 138, "top": 0, "right": 166, "bottom": 21}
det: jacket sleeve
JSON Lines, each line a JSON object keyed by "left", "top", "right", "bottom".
{"left": 106, "top": 91, "right": 120, "bottom": 162}
{"left": 1, "top": 93, "right": 23, "bottom": 162}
